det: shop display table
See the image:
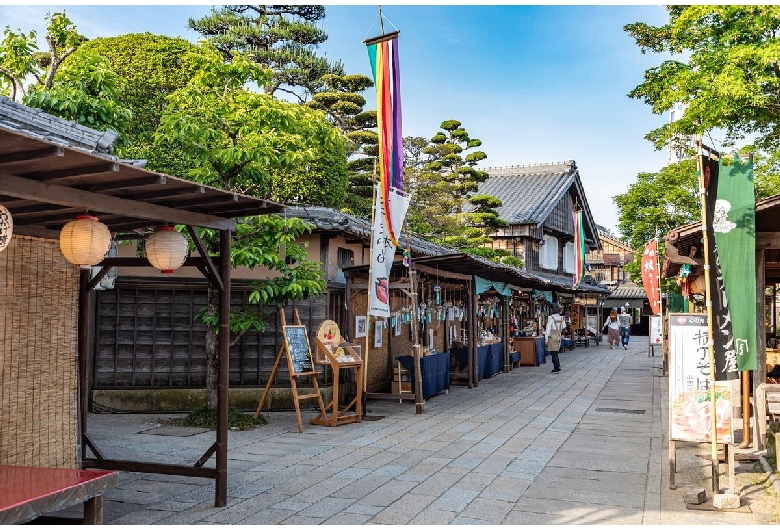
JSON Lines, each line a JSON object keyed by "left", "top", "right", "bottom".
{"left": 477, "top": 341, "right": 503, "bottom": 379}
{"left": 396, "top": 352, "right": 450, "bottom": 400}
{"left": 0, "top": 465, "right": 118, "bottom": 524}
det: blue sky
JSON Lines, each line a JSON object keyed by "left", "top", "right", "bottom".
{"left": 0, "top": 3, "right": 673, "bottom": 235}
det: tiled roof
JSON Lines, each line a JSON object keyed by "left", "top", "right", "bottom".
{"left": 479, "top": 161, "right": 575, "bottom": 225}
{"left": 0, "top": 95, "right": 119, "bottom": 154}
{"left": 285, "top": 206, "right": 448, "bottom": 258}
{"left": 607, "top": 285, "right": 647, "bottom": 299}
{"left": 287, "top": 206, "right": 609, "bottom": 293}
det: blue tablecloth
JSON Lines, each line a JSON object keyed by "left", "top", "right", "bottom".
{"left": 534, "top": 337, "right": 547, "bottom": 365}
{"left": 477, "top": 341, "right": 503, "bottom": 379}
{"left": 450, "top": 346, "right": 468, "bottom": 372}
{"left": 396, "top": 352, "right": 451, "bottom": 400}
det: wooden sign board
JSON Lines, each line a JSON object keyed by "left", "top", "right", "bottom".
{"left": 668, "top": 313, "right": 732, "bottom": 443}
{"left": 284, "top": 325, "right": 314, "bottom": 374}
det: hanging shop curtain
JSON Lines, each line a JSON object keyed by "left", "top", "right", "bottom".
{"left": 475, "top": 276, "right": 512, "bottom": 296}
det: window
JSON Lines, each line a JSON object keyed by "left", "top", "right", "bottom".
{"left": 337, "top": 247, "right": 354, "bottom": 269}
{"left": 540, "top": 235, "right": 558, "bottom": 270}
{"left": 563, "top": 242, "right": 574, "bottom": 273}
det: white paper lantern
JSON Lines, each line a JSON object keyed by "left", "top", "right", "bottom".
{"left": 0, "top": 204, "right": 12, "bottom": 252}
{"left": 146, "top": 226, "right": 188, "bottom": 274}
{"left": 59, "top": 215, "right": 112, "bottom": 269}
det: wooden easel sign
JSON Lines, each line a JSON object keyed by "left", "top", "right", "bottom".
{"left": 253, "top": 308, "right": 326, "bottom": 433}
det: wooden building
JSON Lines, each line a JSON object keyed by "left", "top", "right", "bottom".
{"left": 478, "top": 161, "right": 606, "bottom": 336}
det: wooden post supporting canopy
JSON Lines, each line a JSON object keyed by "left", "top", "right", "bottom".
{"left": 215, "top": 229, "right": 231, "bottom": 507}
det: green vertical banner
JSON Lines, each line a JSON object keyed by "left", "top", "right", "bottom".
{"left": 714, "top": 154, "right": 756, "bottom": 371}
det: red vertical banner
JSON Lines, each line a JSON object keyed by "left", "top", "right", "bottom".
{"left": 641, "top": 240, "right": 660, "bottom": 315}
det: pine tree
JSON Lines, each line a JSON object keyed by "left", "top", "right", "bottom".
{"left": 189, "top": 5, "right": 343, "bottom": 102}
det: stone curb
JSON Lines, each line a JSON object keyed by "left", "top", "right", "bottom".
{"left": 757, "top": 454, "right": 780, "bottom": 497}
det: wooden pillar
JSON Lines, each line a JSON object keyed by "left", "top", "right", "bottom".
{"left": 78, "top": 269, "right": 90, "bottom": 462}
{"left": 215, "top": 229, "right": 231, "bottom": 507}
{"left": 502, "top": 296, "right": 511, "bottom": 372}
{"left": 469, "top": 278, "right": 478, "bottom": 388}
{"left": 753, "top": 247, "right": 767, "bottom": 451}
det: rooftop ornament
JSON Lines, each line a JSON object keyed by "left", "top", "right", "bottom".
{"left": 145, "top": 226, "right": 188, "bottom": 274}
{"left": 59, "top": 215, "right": 111, "bottom": 269}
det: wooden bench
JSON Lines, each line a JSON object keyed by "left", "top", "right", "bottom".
{"left": 0, "top": 465, "right": 118, "bottom": 524}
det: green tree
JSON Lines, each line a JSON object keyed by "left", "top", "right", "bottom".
{"left": 614, "top": 159, "right": 700, "bottom": 282}
{"left": 155, "top": 44, "right": 341, "bottom": 408}
{"left": 625, "top": 5, "right": 780, "bottom": 152}
{"left": 402, "top": 121, "right": 513, "bottom": 263}
{"left": 24, "top": 52, "right": 132, "bottom": 138}
{"left": 306, "top": 72, "right": 377, "bottom": 216}
{"left": 0, "top": 12, "right": 131, "bottom": 136}
{"left": 189, "top": 5, "right": 343, "bottom": 102}
{"left": 61, "top": 34, "right": 205, "bottom": 177}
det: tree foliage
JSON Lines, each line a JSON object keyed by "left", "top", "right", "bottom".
{"left": 62, "top": 33, "right": 205, "bottom": 176}
{"left": 614, "top": 159, "right": 700, "bottom": 282}
{"left": 403, "top": 122, "right": 516, "bottom": 265}
{"left": 0, "top": 11, "right": 131, "bottom": 136}
{"left": 306, "top": 72, "right": 377, "bottom": 216}
{"left": 25, "top": 52, "right": 132, "bottom": 138}
{"left": 154, "top": 44, "right": 339, "bottom": 407}
{"left": 625, "top": 5, "right": 780, "bottom": 152}
{"left": 189, "top": 4, "right": 343, "bottom": 101}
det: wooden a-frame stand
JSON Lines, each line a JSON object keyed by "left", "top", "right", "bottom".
{"left": 311, "top": 331, "right": 363, "bottom": 427}
{"left": 254, "top": 308, "right": 327, "bottom": 433}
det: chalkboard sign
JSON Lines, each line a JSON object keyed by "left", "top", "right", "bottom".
{"left": 284, "top": 325, "right": 314, "bottom": 374}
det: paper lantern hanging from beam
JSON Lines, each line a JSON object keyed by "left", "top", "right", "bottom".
{"left": 0, "top": 204, "right": 12, "bottom": 252}
{"left": 59, "top": 215, "right": 112, "bottom": 269}
{"left": 146, "top": 226, "right": 188, "bottom": 274}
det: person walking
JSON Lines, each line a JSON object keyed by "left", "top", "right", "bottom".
{"left": 545, "top": 304, "right": 565, "bottom": 374}
{"left": 618, "top": 307, "right": 633, "bottom": 350}
{"left": 602, "top": 309, "right": 620, "bottom": 349}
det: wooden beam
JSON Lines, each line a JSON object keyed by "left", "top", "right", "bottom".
{"left": 413, "top": 262, "right": 472, "bottom": 281}
{"left": 87, "top": 266, "right": 111, "bottom": 291}
{"left": 89, "top": 174, "right": 167, "bottom": 192}
{"left": 0, "top": 173, "right": 235, "bottom": 230}
{"left": 757, "top": 232, "right": 780, "bottom": 249}
{"left": 12, "top": 225, "right": 61, "bottom": 239}
{"left": 186, "top": 225, "right": 223, "bottom": 293}
{"left": 97, "top": 256, "right": 203, "bottom": 268}
{"left": 0, "top": 145, "right": 63, "bottom": 165}
{"left": 82, "top": 458, "right": 218, "bottom": 479}
{"left": 30, "top": 162, "right": 119, "bottom": 183}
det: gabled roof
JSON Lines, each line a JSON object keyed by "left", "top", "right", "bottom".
{"left": 607, "top": 285, "right": 647, "bottom": 299}
{"left": 479, "top": 161, "right": 601, "bottom": 250}
{"left": 480, "top": 162, "right": 574, "bottom": 225}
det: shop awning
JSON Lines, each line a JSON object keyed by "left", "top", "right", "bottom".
{"left": 475, "top": 276, "right": 512, "bottom": 296}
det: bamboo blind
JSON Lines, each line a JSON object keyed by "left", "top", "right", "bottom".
{"left": 0, "top": 236, "right": 79, "bottom": 467}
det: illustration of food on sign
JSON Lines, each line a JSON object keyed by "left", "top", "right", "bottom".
{"left": 375, "top": 277, "right": 389, "bottom": 304}
{"left": 671, "top": 387, "right": 731, "bottom": 441}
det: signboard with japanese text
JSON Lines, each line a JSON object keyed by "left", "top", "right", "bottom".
{"left": 649, "top": 316, "right": 662, "bottom": 345}
{"left": 668, "top": 313, "right": 732, "bottom": 443}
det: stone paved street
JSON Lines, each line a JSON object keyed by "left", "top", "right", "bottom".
{"left": 67, "top": 337, "right": 779, "bottom": 524}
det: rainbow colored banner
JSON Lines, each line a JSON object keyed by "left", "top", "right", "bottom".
{"left": 572, "top": 210, "right": 586, "bottom": 288}
{"left": 367, "top": 35, "right": 406, "bottom": 247}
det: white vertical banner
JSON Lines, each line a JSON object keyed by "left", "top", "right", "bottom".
{"left": 368, "top": 185, "right": 410, "bottom": 317}
{"left": 668, "top": 313, "right": 732, "bottom": 443}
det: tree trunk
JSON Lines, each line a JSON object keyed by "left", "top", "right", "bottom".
{"left": 205, "top": 284, "right": 220, "bottom": 410}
